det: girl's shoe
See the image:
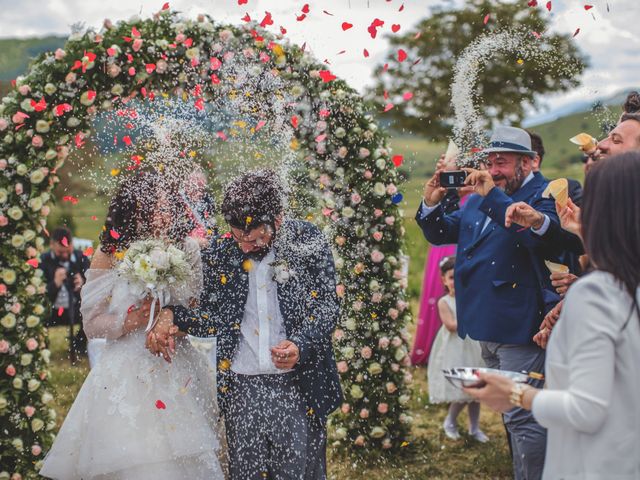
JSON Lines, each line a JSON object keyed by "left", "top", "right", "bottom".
{"left": 469, "top": 429, "right": 490, "bottom": 443}
{"left": 443, "top": 420, "right": 461, "bottom": 440}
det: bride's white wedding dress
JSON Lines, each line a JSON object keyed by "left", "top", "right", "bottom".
{"left": 40, "top": 241, "right": 225, "bottom": 480}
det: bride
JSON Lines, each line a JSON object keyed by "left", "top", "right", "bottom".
{"left": 40, "top": 171, "right": 226, "bottom": 480}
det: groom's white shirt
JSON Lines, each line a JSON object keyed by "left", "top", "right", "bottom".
{"left": 231, "top": 249, "right": 292, "bottom": 375}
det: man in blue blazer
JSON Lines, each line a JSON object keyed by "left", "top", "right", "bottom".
{"left": 417, "top": 126, "right": 560, "bottom": 480}
{"left": 149, "top": 170, "right": 342, "bottom": 480}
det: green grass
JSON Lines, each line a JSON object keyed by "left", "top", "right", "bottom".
{"left": 47, "top": 327, "right": 512, "bottom": 479}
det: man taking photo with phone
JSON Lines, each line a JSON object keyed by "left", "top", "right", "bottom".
{"left": 416, "top": 126, "right": 560, "bottom": 480}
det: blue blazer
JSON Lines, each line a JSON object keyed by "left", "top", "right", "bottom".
{"left": 416, "top": 174, "right": 560, "bottom": 345}
{"left": 171, "top": 220, "right": 343, "bottom": 425}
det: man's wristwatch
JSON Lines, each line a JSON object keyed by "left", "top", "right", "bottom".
{"left": 509, "top": 383, "right": 527, "bottom": 408}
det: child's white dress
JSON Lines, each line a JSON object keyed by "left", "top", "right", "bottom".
{"left": 40, "top": 242, "right": 225, "bottom": 479}
{"left": 427, "top": 295, "right": 485, "bottom": 403}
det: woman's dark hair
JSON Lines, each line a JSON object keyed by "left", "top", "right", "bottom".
{"left": 439, "top": 256, "right": 456, "bottom": 276}
{"left": 221, "top": 169, "right": 285, "bottom": 231}
{"left": 99, "top": 172, "right": 187, "bottom": 253}
{"left": 582, "top": 152, "right": 640, "bottom": 317}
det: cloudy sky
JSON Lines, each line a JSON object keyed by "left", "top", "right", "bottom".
{"left": 0, "top": 0, "right": 639, "bottom": 119}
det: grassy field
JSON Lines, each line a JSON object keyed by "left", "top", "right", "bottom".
{"left": 48, "top": 325, "right": 512, "bottom": 480}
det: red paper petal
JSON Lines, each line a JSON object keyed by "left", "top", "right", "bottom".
{"left": 584, "top": 4, "right": 593, "bottom": 10}
{"left": 301, "top": 3, "right": 310, "bottom": 13}
{"left": 123, "top": 136, "right": 132, "bottom": 146}
{"left": 546, "top": 1, "right": 552, "bottom": 11}
{"left": 291, "top": 115, "right": 299, "bottom": 128}
{"left": 384, "top": 103, "right": 394, "bottom": 112}
{"left": 573, "top": 27, "right": 580, "bottom": 36}
{"left": 61, "top": 236, "right": 69, "bottom": 247}
{"left": 296, "top": 13, "right": 307, "bottom": 21}
{"left": 341, "top": 22, "right": 353, "bottom": 31}
{"left": 255, "top": 120, "right": 266, "bottom": 131}
{"left": 397, "top": 49, "right": 407, "bottom": 62}
{"left": 83, "top": 246, "right": 94, "bottom": 257}
{"left": 398, "top": 3, "right": 404, "bottom": 11}
{"left": 238, "top": 0, "right": 248, "bottom": 4}
{"left": 109, "top": 229, "right": 120, "bottom": 240}
{"left": 57, "top": 307, "right": 65, "bottom": 317}
{"left": 363, "top": 48, "right": 369, "bottom": 58}
{"left": 26, "top": 259, "right": 39, "bottom": 268}
{"left": 392, "top": 155, "right": 404, "bottom": 167}
{"left": 403, "top": 91, "right": 413, "bottom": 101}
{"left": 241, "top": 13, "right": 251, "bottom": 22}
{"left": 280, "top": 26, "right": 287, "bottom": 35}
{"left": 391, "top": 24, "right": 401, "bottom": 33}
{"left": 260, "top": 11, "right": 274, "bottom": 28}
{"left": 155, "top": 400, "right": 166, "bottom": 409}
{"left": 318, "top": 70, "right": 336, "bottom": 82}
{"left": 145, "top": 63, "right": 156, "bottom": 74}
{"left": 484, "top": 14, "right": 490, "bottom": 24}
{"left": 162, "top": 2, "right": 170, "bottom": 10}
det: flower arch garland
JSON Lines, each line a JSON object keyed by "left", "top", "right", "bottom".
{"left": 0, "top": 9, "right": 414, "bottom": 477}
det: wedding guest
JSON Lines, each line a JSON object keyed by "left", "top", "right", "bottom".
{"left": 40, "top": 226, "right": 90, "bottom": 362}
{"left": 411, "top": 155, "right": 471, "bottom": 365}
{"left": 418, "top": 126, "right": 561, "bottom": 480}
{"left": 466, "top": 151, "right": 640, "bottom": 479}
{"left": 427, "top": 256, "right": 488, "bottom": 442}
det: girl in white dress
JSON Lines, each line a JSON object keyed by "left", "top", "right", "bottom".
{"left": 427, "top": 256, "right": 488, "bottom": 442}
{"left": 40, "top": 173, "right": 225, "bottom": 480}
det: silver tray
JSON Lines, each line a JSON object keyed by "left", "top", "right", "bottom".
{"left": 442, "top": 367, "right": 529, "bottom": 389}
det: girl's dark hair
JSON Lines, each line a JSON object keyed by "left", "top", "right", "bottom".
{"left": 582, "top": 152, "right": 640, "bottom": 318}
{"left": 439, "top": 256, "right": 456, "bottom": 276}
{"left": 99, "top": 172, "right": 187, "bottom": 253}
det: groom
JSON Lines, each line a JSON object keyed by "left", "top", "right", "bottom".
{"left": 148, "top": 169, "right": 343, "bottom": 479}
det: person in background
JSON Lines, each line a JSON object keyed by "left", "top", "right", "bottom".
{"left": 180, "top": 167, "right": 218, "bottom": 244}
{"left": 411, "top": 154, "right": 473, "bottom": 365}
{"left": 465, "top": 151, "right": 640, "bottom": 479}
{"left": 427, "top": 256, "right": 488, "bottom": 442}
{"left": 40, "top": 226, "right": 90, "bottom": 363}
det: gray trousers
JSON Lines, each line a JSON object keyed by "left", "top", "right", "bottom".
{"left": 225, "top": 371, "right": 326, "bottom": 480}
{"left": 480, "top": 342, "right": 547, "bottom": 480}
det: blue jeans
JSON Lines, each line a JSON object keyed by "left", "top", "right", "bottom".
{"left": 480, "top": 342, "right": 547, "bottom": 480}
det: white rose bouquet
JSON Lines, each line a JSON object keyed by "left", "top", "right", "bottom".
{"left": 116, "top": 239, "right": 199, "bottom": 332}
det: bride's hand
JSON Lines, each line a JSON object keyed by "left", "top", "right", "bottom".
{"left": 123, "top": 299, "right": 152, "bottom": 334}
{"left": 145, "top": 309, "right": 177, "bottom": 363}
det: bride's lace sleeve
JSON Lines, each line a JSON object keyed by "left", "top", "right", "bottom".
{"left": 170, "top": 237, "right": 204, "bottom": 307}
{"left": 80, "top": 269, "right": 125, "bottom": 340}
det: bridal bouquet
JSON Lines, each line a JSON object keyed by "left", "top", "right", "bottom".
{"left": 116, "top": 239, "right": 198, "bottom": 332}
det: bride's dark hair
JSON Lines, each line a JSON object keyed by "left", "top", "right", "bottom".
{"left": 99, "top": 171, "right": 188, "bottom": 254}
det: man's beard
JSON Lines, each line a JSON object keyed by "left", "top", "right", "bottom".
{"left": 495, "top": 162, "right": 525, "bottom": 196}
{"left": 243, "top": 245, "right": 271, "bottom": 261}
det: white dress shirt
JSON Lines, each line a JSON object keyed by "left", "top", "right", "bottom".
{"left": 418, "top": 171, "right": 550, "bottom": 235}
{"left": 231, "top": 250, "right": 292, "bottom": 375}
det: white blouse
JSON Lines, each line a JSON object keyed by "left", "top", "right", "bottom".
{"left": 532, "top": 270, "right": 640, "bottom": 479}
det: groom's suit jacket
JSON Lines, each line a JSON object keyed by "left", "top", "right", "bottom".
{"left": 416, "top": 173, "right": 560, "bottom": 345}
{"left": 173, "top": 220, "right": 343, "bottom": 424}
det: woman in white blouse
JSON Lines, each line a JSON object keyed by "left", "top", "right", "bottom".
{"left": 466, "top": 151, "right": 640, "bottom": 479}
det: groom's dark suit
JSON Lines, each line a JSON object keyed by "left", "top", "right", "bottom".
{"left": 172, "top": 219, "right": 343, "bottom": 424}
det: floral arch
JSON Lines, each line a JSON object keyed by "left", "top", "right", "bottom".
{"left": 0, "top": 9, "right": 414, "bottom": 477}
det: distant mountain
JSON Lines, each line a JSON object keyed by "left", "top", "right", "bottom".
{"left": 0, "top": 36, "right": 66, "bottom": 87}
{"left": 524, "top": 88, "right": 634, "bottom": 127}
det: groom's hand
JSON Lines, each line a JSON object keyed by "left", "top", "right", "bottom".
{"left": 271, "top": 340, "right": 299, "bottom": 369}
{"left": 145, "top": 309, "right": 178, "bottom": 363}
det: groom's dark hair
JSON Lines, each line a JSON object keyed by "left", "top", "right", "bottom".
{"left": 221, "top": 169, "right": 285, "bottom": 230}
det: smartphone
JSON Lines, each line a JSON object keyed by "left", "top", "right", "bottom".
{"left": 439, "top": 170, "right": 467, "bottom": 189}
